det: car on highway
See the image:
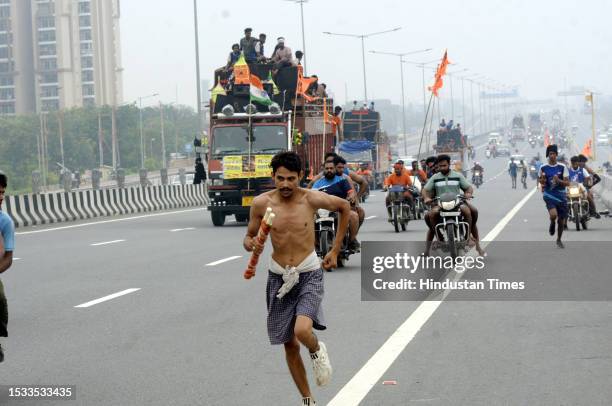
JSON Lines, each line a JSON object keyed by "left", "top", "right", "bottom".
{"left": 597, "top": 134, "right": 609, "bottom": 147}
{"left": 496, "top": 144, "right": 511, "bottom": 156}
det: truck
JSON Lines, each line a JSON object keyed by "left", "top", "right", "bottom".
{"left": 339, "top": 107, "right": 390, "bottom": 189}
{"left": 510, "top": 115, "right": 526, "bottom": 141}
{"left": 435, "top": 127, "right": 467, "bottom": 175}
{"left": 204, "top": 61, "right": 335, "bottom": 226}
{"left": 528, "top": 113, "right": 543, "bottom": 137}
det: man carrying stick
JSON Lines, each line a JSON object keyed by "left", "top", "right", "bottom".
{"left": 243, "top": 152, "right": 350, "bottom": 406}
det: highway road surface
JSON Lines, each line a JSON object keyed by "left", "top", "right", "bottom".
{"left": 1, "top": 137, "right": 611, "bottom": 405}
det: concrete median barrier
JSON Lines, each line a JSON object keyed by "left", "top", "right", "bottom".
{"left": 3, "top": 184, "right": 209, "bottom": 228}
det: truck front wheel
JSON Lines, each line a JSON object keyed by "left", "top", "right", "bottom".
{"left": 211, "top": 211, "right": 226, "bottom": 226}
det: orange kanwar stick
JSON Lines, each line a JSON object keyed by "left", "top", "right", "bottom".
{"left": 244, "top": 207, "right": 275, "bottom": 279}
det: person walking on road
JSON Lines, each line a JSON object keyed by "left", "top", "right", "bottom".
{"left": 243, "top": 152, "right": 349, "bottom": 406}
{"left": 539, "top": 145, "right": 569, "bottom": 248}
{"left": 508, "top": 157, "right": 518, "bottom": 189}
{"left": 0, "top": 170, "right": 16, "bottom": 363}
{"left": 520, "top": 160, "right": 528, "bottom": 189}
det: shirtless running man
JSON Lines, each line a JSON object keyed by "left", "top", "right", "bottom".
{"left": 243, "top": 152, "right": 350, "bottom": 406}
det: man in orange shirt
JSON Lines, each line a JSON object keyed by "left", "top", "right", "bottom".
{"left": 384, "top": 163, "right": 413, "bottom": 219}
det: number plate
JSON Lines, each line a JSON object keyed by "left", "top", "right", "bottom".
{"left": 242, "top": 196, "right": 254, "bottom": 206}
{"left": 440, "top": 211, "right": 460, "bottom": 217}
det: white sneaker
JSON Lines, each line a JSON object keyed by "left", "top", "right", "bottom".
{"left": 302, "top": 397, "right": 316, "bottom": 406}
{"left": 310, "top": 341, "right": 332, "bottom": 386}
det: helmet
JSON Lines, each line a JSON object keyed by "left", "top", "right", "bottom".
{"left": 475, "top": 161, "right": 480, "bottom": 166}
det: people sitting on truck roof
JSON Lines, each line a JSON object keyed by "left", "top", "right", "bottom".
{"left": 440, "top": 119, "right": 447, "bottom": 129}
{"left": 225, "top": 43, "right": 241, "bottom": 70}
{"left": 254, "top": 33, "right": 267, "bottom": 61}
{"left": 295, "top": 50, "right": 304, "bottom": 66}
{"left": 319, "top": 83, "right": 328, "bottom": 98}
{"left": 271, "top": 37, "right": 293, "bottom": 70}
{"left": 240, "top": 28, "right": 258, "bottom": 63}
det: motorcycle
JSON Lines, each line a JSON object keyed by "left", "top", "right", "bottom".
{"left": 567, "top": 182, "right": 590, "bottom": 231}
{"left": 485, "top": 149, "right": 491, "bottom": 159}
{"left": 529, "top": 138, "right": 536, "bottom": 148}
{"left": 315, "top": 209, "right": 354, "bottom": 267}
{"left": 472, "top": 171, "right": 483, "bottom": 188}
{"left": 387, "top": 185, "right": 412, "bottom": 232}
{"left": 529, "top": 165, "right": 538, "bottom": 180}
{"left": 432, "top": 193, "right": 471, "bottom": 259}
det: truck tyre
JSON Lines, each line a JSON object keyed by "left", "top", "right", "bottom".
{"left": 211, "top": 211, "right": 226, "bottom": 226}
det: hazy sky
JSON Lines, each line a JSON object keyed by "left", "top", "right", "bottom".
{"left": 120, "top": 0, "right": 612, "bottom": 109}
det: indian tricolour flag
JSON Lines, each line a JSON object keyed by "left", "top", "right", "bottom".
{"left": 249, "top": 74, "right": 272, "bottom": 106}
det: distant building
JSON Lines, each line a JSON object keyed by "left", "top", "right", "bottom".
{"left": 0, "top": 0, "right": 123, "bottom": 115}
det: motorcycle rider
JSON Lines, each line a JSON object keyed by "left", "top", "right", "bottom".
{"left": 425, "top": 156, "right": 437, "bottom": 178}
{"left": 383, "top": 163, "right": 414, "bottom": 220}
{"left": 539, "top": 144, "right": 569, "bottom": 248}
{"left": 577, "top": 154, "right": 601, "bottom": 219}
{"left": 471, "top": 161, "right": 484, "bottom": 184}
{"left": 313, "top": 159, "right": 361, "bottom": 252}
{"left": 422, "top": 154, "right": 485, "bottom": 256}
{"left": 408, "top": 160, "right": 428, "bottom": 184}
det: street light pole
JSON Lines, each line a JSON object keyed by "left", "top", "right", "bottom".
{"left": 193, "top": 0, "right": 203, "bottom": 146}
{"left": 360, "top": 37, "right": 367, "bottom": 102}
{"left": 285, "top": 0, "right": 309, "bottom": 74}
{"left": 370, "top": 48, "right": 432, "bottom": 155}
{"left": 160, "top": 101, "right": 167, "bottom": 169}
{"left": 323, "top": 27, "right": 402, "bottom": 103}
{"left": 138, "top": 93, "right": 159, "bottom": 168}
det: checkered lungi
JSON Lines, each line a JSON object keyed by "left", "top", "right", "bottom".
{"left": 266, "top": 268, "right": 326, "bottom": 345}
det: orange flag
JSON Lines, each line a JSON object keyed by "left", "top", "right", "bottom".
{"left": 581, "top": 139, "right": 593, "bottom": 158}
{"left": 296, "top": 65, "right": 317, "bottom": 102}
{"left": 544, "top": 129, "right": 550, "bottom": 147}
{"left": 428, "top": 50, "right": 450, "bottom": 96}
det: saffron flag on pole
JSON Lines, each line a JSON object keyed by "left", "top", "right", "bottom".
{"left": 249, "top": 74, "right": 272, "bottom": 105}
{"left": 296, "top": 65, "right": 317, "bottom": 102}
{"left": 581, "top": 139, "right": 593, "bottom": 158}
{"left": 233, "top": 53, "right": 250, "bottom": 85}
{"left": 428, "top": 50, "right": 450, "bottom": 97}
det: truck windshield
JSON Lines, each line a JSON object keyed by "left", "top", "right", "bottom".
{"left": 212, "top": 125, "right": 287, "bottom": 156}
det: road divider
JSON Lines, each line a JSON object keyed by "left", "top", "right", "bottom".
{"left": 74, "top": 288, "right": 141, "bottom": 308}
{"left": 4, "top": 184, "right": 209, "bottom": 229}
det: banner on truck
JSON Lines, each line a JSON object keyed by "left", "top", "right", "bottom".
{"left": 222, "top": 155, "right": 274, "bottom": 179}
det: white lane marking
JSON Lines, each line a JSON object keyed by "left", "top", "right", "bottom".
{"left": 16, "top": 208, "right": 205, "bottom": 235}
{"left": 90, "top": 239, "right": 125, "bottom": 247}
{"left": 205, "top": 255, "right": 242, "bottom": 266}
{"left": 327, "top": 186, "right": 537, "bottom": 406}
{"left": 365, "top": 215, "right": 377, "bottom": 220}
{"left": 369, "top": 194, "right": 377, "bottom": 197}
{"left": 74, "top": 288, "right": 140, "bottom": 308}
{"left": 13, "top": 257, "right": 21, "bottom": 261}
{"left": 227, "top": 219, "right": 237, "bottom": 223}
{"left": 170, "top": 227, "right": 195, "bottom": 232}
